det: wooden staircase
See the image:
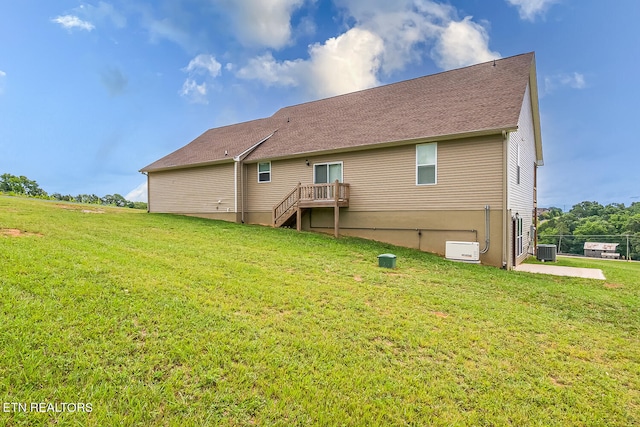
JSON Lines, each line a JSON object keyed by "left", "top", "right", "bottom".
{"left": 273, "top": 185, "right": 303, "bottom": 228}
{"left": 273, "top": 180, "right": 350, "bottom": 235}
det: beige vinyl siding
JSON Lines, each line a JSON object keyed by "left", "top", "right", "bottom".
{"left": 148, "top": 163, "right": 235, "bottom": 214}
{"left": 245, "top": 135, "right": 504, "bottom": 213}
{"left": 244, "top": 157, "right": 311, "bottom": 213}
{"left": 508, "top": 83, "right": 537, "bottom": 261}
{"left": 348, "top": 136, "right": 503, "bottom": 211}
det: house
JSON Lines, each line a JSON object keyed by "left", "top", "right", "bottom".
{"left": 584, "top": 242, "right": 620, "bottom": 259}
{"left": 140, "top": 52, "right": 543, "bottom": 269}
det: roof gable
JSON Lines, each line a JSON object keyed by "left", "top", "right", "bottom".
{"left": 142, "top": 52, "right": 536, "bottom": 172}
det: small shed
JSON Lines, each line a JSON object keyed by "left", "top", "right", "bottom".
{"left": 584, "top": 242, "right": 619, "bottom": 258}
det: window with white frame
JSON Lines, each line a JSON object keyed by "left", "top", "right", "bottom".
{"left": 314, "top": 162, "right": 342, "bottom": 184}
{"left": 416, "top": 143, "right": 437, "bottom": 185}
{"left": 516, "top": 215, "right": 524, "bottom": 257}
{"left": 258, "top": 162, "right": 271, "bottom": 183}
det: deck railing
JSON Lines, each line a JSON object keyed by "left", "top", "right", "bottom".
{"left": 299, "top": 182, "right": 350, "bottom": 203}
{"left": 273, "top": 181, "right": 350, "bottom": 226}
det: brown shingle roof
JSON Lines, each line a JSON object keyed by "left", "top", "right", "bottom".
{"left": 142, "top": 52, "right": 535, "bottom": 172}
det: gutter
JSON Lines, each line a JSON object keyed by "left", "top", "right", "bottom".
{"left": 140, "top": 158, "right": 234, "bottom": 174}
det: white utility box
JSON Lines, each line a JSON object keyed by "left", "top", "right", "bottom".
{"left": 445, "top": 241, "right": 480, "bottom": 263}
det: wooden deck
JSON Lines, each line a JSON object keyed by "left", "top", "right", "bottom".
{"left": 273, "top": 181, "right": 350, "bottom": 236}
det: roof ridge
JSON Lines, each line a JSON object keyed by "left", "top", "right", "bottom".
{"left": 271, "top": 52, "right": 535, "bottom": 116}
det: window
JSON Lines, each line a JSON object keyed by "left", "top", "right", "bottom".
{"left": 314, "top": 162, "right": 342, "bottom": 184}
{"left": 516, "top": 214, "right": 524, "bottom": 257}
{"left": 258, "top": 162, "right": 271, "bottom": 183}
{"left": 416, "top": 143, "right": 437, "bottom": 185}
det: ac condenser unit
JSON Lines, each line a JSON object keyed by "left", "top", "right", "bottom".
{"left": 536, "top": 244, "right": 557, "bottom": 262}
{"left": 445, "top": 241, "right": 480, "bottom": 263}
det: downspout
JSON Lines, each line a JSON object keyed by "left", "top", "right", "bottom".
{"left": 241, "top": 160, "right": 245, "bottom": 223}
{"left": 234, "top": 162, "right": 238, "bottom": 216}
{"left": 502, "top": 130, "right": 509, "bottom": 269}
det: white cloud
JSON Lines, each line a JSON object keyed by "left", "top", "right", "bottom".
{"left": 306, "top": 28, "right": 384, "bottom": 96}
{"left": 432, "top": 17, "right": 501, "bottom": 70}
{"left": 336, "top": 0, "right": 500, "bottom": 72}
{"left": 238, "top": 1, "right": 500, "bottom": 98}
{"left": 179, "top": 54, "right": 221, "bottom": 104}
{"left": 237, "top": 52, "right": 303, "bottom": 87}
{"left": 237, "top": 28, "right": 384, "bottom": 98}
{"left": 180, "top": 79, "right": 209, "bottom": 104}
{"left": 543, "top": 72, "right": 587, "bottom": 95}
{"left": 184, "top": 54, "right": 222, "bottom": 77}
{"left": 505, "top": 0, "right": 559, "bottom": 21}
{"left": 125, "top": 182, "right": 147, "bottom": 203}
{"left": 563, "top": 72, "right": 586, "bottom": 89}
{"left": 51, "top": 15, "right": 95, "bottom": 31}
{"left": 218, "top": 0, "right": 305, "bottom": 49}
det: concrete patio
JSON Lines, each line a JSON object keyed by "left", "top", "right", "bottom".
{"left": 514, "top": 263, "right": 606, "bottom": 280}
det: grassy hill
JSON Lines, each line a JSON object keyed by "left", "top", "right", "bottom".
{"left": 1, "top": 196, "right": 639, "bottom": 426}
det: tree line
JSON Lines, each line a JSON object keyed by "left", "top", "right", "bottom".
{"left": 0, "top": 173, "right": 147, "bottom": 210}
{"left": 538, "top": 201, "right": 640, "bottom": 260}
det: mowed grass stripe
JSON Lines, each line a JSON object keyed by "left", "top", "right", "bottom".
{"left": 0, "top": 196, "right": 638, "bottom": 426}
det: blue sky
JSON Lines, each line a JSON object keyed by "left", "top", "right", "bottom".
{"left": 1, "top": 0, "right": 638, "bottom": 208}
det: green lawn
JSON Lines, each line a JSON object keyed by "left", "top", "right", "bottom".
{"left": 1, "top": 196, "right": 639, "bottom": 426}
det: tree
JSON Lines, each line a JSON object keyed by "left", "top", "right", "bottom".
{"left": 0, "top": 173, "right": 47, "bottom": 197}
{"left": 626, "top": 214, "right": 640, "bottom": 234}
{"left": 539, "top": 206, "right": 563, "bottom": 221}
{"left": 602, "top": 203, "right": 626, "bottom": 218}
{"left": 2, "top": 172, "right": 142, "bottom": 209}
{"left": 535, "top": 201, "right": 640, "bottom": 260}
{"left": 569, "top": 201, "right": 604, "bottom": 219}
{"left": 629, "top": 202, "right": 640, "bottom": 215}
{"left": 574, "top": 218, "right": 616, "bottom": 236}
{"left": 102, "top": 193, "right": 128, "bottom": 207}
{"left": 76, "top": 194, "right": 101, "bottom": 204}
{"left": 631, "top": 234, "right": 640, "bottom": 260}
{"left": 555, "top": 213, "right": 577, "bottom": 235}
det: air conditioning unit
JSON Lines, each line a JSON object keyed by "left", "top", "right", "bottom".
{"left": 536, "top": 244, "right": 557, "bottom": 262}
{"left": 445, "top": 241, "right": 480, "bottom": 263}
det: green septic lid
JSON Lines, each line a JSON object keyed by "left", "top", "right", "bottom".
{"left": 378, "top": 254, "right": 396, "bottom": 258}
